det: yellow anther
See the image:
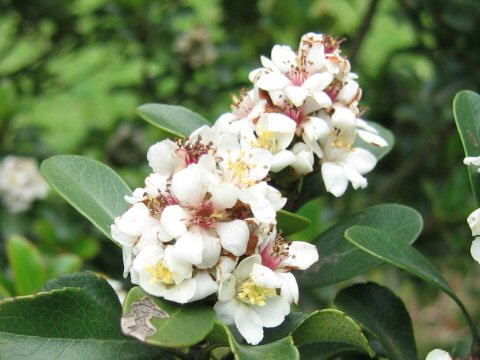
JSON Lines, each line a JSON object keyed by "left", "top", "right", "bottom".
{"left": 254, "top": 126, "right": 276, "bottom": 152}
{"left": 147, "top": 261, "right": 174, "bottom": 285}
{"left": 236, "top": 278, "right": 276, "bottom": 306}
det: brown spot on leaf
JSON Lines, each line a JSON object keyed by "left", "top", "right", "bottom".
{"left": 121, "top": 296, "right": 170, "bottom": 341}
{"left": 468, "top": 130, "right": 479, "bottom": 147}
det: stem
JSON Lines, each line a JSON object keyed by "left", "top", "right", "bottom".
{"left": 453, "top": 296, "right": 480, "bottom": 357}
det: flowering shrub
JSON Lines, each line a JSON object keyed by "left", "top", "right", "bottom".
{"left": 0, "top": 33, "right": 479, "bottom": 360}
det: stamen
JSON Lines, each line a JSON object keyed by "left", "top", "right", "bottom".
{"left": 147, "top": 261, "right": 174, "bottom": 285}
{"left": 236, "top": 277, "right": 276, "bottom": 306}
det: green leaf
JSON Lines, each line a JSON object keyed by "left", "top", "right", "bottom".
{"left": 453, "top": 90, "right": 480, "bottom": 203}
{"left": 292, "top": 309, "right": 374, "bottom": 357}
{"left": 262, "top": 313, "right": 308, "bottom": 344}
{"left": 355, "top": 121, "right": 395, "bottom": 161}
{"left": 137, "top": 103, "right": 210, "bottom": 138}
{"left": 344, "top": 226, "right": 454, "bottom": 296}
{"left": 46, "top": 254, "right": 83, "bottom": 280}
{"left": 0, "top": 272, "right": 166, "bottom": 360}
{"left": 334, "top": 282, "right": 418, "bottom": 360}
{"left": 297, "top": 204, "right": 423, "bottom": 287}
{"left": 209, "top": 322, "right": 299, "bottom": 360}
{"left": 121, "top": 286, "right": 216, "bottom": 348}
{"left": 41, "top": 155, "right": 131, "bottom": 242}
{"left": 299, "top": 342, "right": 364, "bottom": 360}
{"left": 7, "top": 235, "right": 46, "bottom": 295}
{"left": 277, "top": 210, "right": 311, "bottom": 236}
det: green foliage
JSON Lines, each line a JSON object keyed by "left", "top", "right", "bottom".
{"left": 0, "top": 272, "right": 167, "bottom": 360}
{"left": 335, "top": 282, "right": 418, "bottom": 360}
{"left": 136, "top": 103, "right": 210, "bottom": 138}
{"left": 454, "top": 90, "right": 480, "bottom": 204}
{"left": 41, "top": 155, "right": 131, "bottom": 241}
{"left": 297, "top": 204, "right": 423, "bottom": 287}
{"left": 277, "top": 210, "right": 311, "bottom": 236}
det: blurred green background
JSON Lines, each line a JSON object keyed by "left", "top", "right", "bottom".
{"left": 0, "top": 0, "right": 479, "bottom": 356}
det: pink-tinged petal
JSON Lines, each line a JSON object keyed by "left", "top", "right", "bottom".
{"left": 357, "top": 129, "right": 388, "bottom": 147}
{"left": 216, "top": 220, "right": 249, "bottom": 256}
{"left": 162, "top": 278, "right": 197, "bottom": 304}
{"left": 277, "top": 272, "right": 299, "bottom": 304}
{"left": 257, "top": 73, "right": 291, "bottom": 91}
{"left": 189, "top": 271, "right": 218, "bottom": 302}
{"left": 251, "top": 263, "right": 282, "bottom": 288}
{"left": 235, "top": 304, "right": 264, "bottom": 345}
{"left": 302, "top": 72, "right": 333, "bottom": 91}
{"left": 281, "top": 241, "right": 319, "bottom": 270}
{"left": 147, "top": 140, "right": 183, "bottom": 175}
{"left": 161, "top": 205, "right": 189, "bottom": 238}
{"left": 340, "top": 148, "right": 376, "bottom": 174}
{"left": 271, "top": 150, "right": 296, "bottom": 172}
{"left": 234, "top": 254, "right": 261, "bottom": 281}
{"left": 214, "top": 299, "right": 239, "bottom": 325}
{"left": 253, "top": 296, "right": 290, "bottom": 328}
{"left": 285, "top": 86, "right": 309, "bottom": 107}
{"left": 173, "top": 230, "right": 204, "bottom": 265}
{"left": 171, "top": 165, "right": 208, "bottom": 207}
{"left": 321, "top": 162, "right": 349, "bottom": 197}
{"left": 218, "top": 273, "right": 236, "bottom": 301}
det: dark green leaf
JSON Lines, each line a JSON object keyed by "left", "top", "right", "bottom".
{"left": 137, "top": 103, "right": 210, "bottom": 138}
{"left": 7, "top": 235, "right": 46, "bottom": 295}
{"left": 121, "top": 286, "right": 216, "bottom": 348}
{"left": 262, "top": 312, "right": 308, "bottom": 344}
{"left": 344, "top": 226, "right": 454, "bottom": 296}
{"left": 0, "top": 272, "right": 166, "bottom": 360}
{"left": 335, "top": 282, "right": 417, "bottom": 360}
{"left": 41, "top": 155, "right": 131, "bottom": 242}
{"left": 292, "top": 309, "right": 374, "bottom": 357}
{"left": 299, "top": 342, "right": 363, "bottom": 360}
{"left": 297, "top": 204, "right": 423, "bottom": 287}
{"left": 453, "top": 90, "right": 480, "bottom": 203}
{"left": 277, "top": 210, "right": 311, "bottom": 236}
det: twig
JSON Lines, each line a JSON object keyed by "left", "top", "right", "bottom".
{"left": 349, "top": 0, "right": 380, "bottom": 62}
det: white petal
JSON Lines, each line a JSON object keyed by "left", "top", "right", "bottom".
{"left": 147, "top": 140, "right": 183, "bottom": 175}
{"left": 234, "top": 254, "right": 261, "bottom": 281}
{"left": 218, "top": 273, "right": 236, "bottom": 301}
{"left": 266, "top": 185, "right": 286, "bottom": 211}
{"left": 471, "top": 238, "right": 480, "bottom": 263}
{"left": 331, "top": 106, "right": 356, "bottom": 129}
{"left": 161, "top": 205, "right": 189, "bottom": 239}
{"left": 210, "top": 183, "right": 238, "bottom": 210}
{"left": 464, "top": 156, "right": 480, "bottom": 167}
{"left": 171, "top": 165, "right": 208, "bottom": 207}
{"left": 235, "top": 304, "right": 264, "bottom": 345}
{"left": 162, "top": 278, "right": 197, "bottom": 304}
{"left": 337, "top": 80, "right": 359, "bottom": 104}
{"left": 173, "top": 230, "right": 204, "bottom": 265}
{"left": 144, "top": 173, "right": 169, "bottom": 197}
{"left": 115, "top": 203, "right": 158, "bottom": 237}
{"left": 256, "top": 73, "right": 291, "bottom": 91}
{"left": 425, "top": 349, "right": 452, "bottom": 360}
{"left": 302, "top": 72, "right": 333, "bottom": 91}
{"left": 248, "top": 149, "right": 273, "bottom": 182}
{"left": 343, "top": 164, "right": 368, "bottom": 189}
{"left": 340, "top": 148, "right": 377, "bottom": 174}
{"left": 321, "top": 162, "right": 349, "bottom": 197}
{"left": 251, "top": 263, "right": 282, "bottom": 288}
{"left": 111, "top": 224, "right": 135, "bottom": 248}
{"left": 285, "top": 86, "right": 309, "bottom": 107}
{"left": 467, "top": 208, "right": 480, "bottom": 236}
{"left": 271, "top": 150, "right": 296, "bottom": 172}
{"left": 312, "top": 91, "right": 333, "bottom": 108}
{"left": 277, "top": 272, "right": 299, "bottom": 304}
{"left": 198, "top": 232, "right": 221, "bottom": 269}
{"left": 163, "top": 245, "right": 193, "bottom": 284}
{"left": 216, "top": 220, "right": 250, "bottom": 256}
{"left": 253, "top": 296, "right": 290, "bottom": 328}
{"left": 357, "top": 129, "right": 388, "bottom": 147}
{"left": 214, "top": 299, "right": 239, "bottom": 325}
{"left": 271, "top": 45, "right": 297, "bottom": 73}
{"left": 281, "top": 241, "right": 319, "bottom": 270}
{"left": 188, "top": 271, "right": 218, "bottom": 302}
{"left": 216, "top": 256, "right": 238, "bottom": 280}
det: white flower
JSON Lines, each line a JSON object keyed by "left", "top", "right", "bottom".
{"left": 291, "top": 142, "right": 314, "bottom": 175}
{"left": 464, "top": 156, "right": 480, "bottom": 169}
{"left": 0, "top": 155, "right": 49, "bottom": 212}
{"left": 467, "top": 208, "right": 480, "bottom": 236}
{"left": 214, "top": 255, "right": 290, "bottom": 345}
{"left": 240, "top": 112, "right": 297, "bottom": 172}
{"left": 425, "top": 349, "right": 452, "bottom": 360}
{"left": 259, "top": 229, "right": 318, "bottom": 304}
{"left": 132, "top": 244, "right": 217, "bottom": 303}
{"left": 471, "top": 238, "right": 480, "bottom": 263}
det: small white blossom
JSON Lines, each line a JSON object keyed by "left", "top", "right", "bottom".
{"left": 425, "top": 349, "right": 452, "bottom": 360}
{"left": 214, "top": 255, "right": 290, "bottom": 345}
{"left": 0, "top": 155, "right": 49, "bottom": 212}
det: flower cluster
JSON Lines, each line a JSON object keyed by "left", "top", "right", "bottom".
{"left": 0, "top": 155, "right": 49, "bottom": 213}
{"left": 464, "top": 156, "right": 480, "bottom": 263}
{"left": 218, "top": 32, "right": 387, "bottom": 196}
{"left": 112, "top": 32, "right": 386, "bottom": 345}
